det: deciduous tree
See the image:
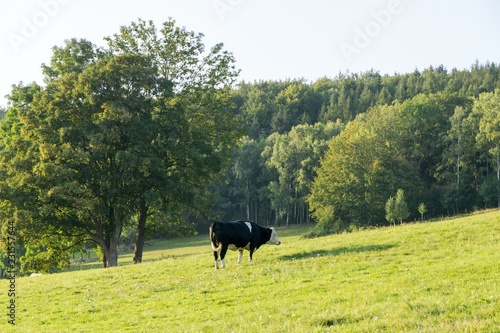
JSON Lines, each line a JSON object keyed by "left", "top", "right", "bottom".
{"left": 474, "top": 89, "right": 500, "bottom": 207}
{"left": 0, "top": 19, "right": 240, "bottom": 268}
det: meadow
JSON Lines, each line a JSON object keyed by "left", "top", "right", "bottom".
{"left": 1, "top": 211, "right": 500, "bottom": 332}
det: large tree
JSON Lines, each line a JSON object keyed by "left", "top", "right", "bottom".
{"left": 474, "top": 89, "right": 500, "bottom": 207}
{"left": 0, "top": 19, "right": 240, "bottom": 269}
{"left": 103, "top": 19, "right": 241, "bottom": 263}
{"left": 308, "top": 104, "right": 421, "bottom": 235}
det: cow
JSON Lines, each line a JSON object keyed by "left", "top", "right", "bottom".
{"left": 209, "top": 220, "right": 281, "bottom": 269}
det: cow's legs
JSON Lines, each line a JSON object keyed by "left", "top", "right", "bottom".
{"left": 237, "top": 250, "right": 244, "bottom": 264}
{"left": 220, "top": 244, "right": 228, "bottom": 268}
{"left": 248, "top": 244, "right": 259, "bottom": 262}
{"left": 213, "top": 250, "right": 219, "bottom": 269}
{"left": 249, "top": 246, "right": 254, "bottom": 262}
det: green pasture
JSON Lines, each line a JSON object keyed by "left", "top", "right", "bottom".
{"left": 2, "top": 212, "right": 500, "bottom": 332}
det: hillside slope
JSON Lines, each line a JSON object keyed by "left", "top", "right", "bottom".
{"left": 2, "top": 211, "right": 500, "bottom": 332}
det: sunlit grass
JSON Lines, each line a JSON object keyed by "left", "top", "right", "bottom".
{"left": 1, "top": 212, "right": 499, "bottom": 332}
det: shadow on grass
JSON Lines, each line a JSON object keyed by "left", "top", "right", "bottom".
{"left": 279, "top": 243, "right": 396, "bottom": 261}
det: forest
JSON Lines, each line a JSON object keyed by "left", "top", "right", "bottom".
{"left": 216, "top": 62, "right": 500, "bottom": 236}
{"left": 1, "top": 18, "right": 500, "bottom": 274}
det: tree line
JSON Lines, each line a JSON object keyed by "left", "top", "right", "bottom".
{"left": 1, "top": 16, "right": 500, "bottom": 273}
{"left": 215, "top": 63, "right": 500, "bottom": 235}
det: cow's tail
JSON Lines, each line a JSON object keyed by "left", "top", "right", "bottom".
{"left": 209, "top": 222, "right": 221, "bottom": 251}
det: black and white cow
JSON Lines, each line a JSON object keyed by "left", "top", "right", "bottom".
{"left": 209, "top": 220, "right": 281, "bottom": 269}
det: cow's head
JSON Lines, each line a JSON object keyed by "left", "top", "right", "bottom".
{"left": 266, "top": 227, "right": 281, "bottom": 245}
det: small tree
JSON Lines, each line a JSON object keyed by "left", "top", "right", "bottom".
{"left": 385, "top": 196, "right": 396, "bottom": 226}
{"left": 394, "top": 189, "right": 410, "bottom": 225}
{"left": 418, "top": 203, "right": 427, "bottom": 222}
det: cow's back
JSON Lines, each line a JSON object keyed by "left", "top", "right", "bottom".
{"left": 211, "top": 221, "right": 252, "bottom": 248}
{"left": 210, "top": 220, "right": 280, "bottom": 269}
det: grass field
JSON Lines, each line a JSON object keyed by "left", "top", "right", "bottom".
{"left": 2, "top": 211, "right": 500, "bottom": 332}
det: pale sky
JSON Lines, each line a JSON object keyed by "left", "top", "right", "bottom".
{"left": 1, "top": 0, "right": 499, "bottom": 108}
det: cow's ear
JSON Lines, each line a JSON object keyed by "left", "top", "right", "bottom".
{"left": 267, "top": 228, "right": 272, "bottom": 234}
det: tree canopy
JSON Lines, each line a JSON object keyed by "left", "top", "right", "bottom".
{"left": 0, "top": 19, "right": 240, "bottom": 271}
{"left": 217, "top": 63, "right": 500, "bottom": 235}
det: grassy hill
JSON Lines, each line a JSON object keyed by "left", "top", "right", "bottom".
{"left": 2, "top": 211, "right": 500, "bottom": 332}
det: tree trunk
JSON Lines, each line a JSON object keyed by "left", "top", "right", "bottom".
{"left": 133, "top": 199, "right": 149, "bottom": 264}
{"left": 98, "top": 239, "right": 120, "bottom": 268}
{"left": 106, "top": 244, "right": 119, "bottom": 267}
{"left": 95, "top": 207, "right": 124, "bottom": 268}
{"left": 101, "top": 231, "right": 111, "bottom": 267}
{"left": 109, "top": 209, "right": 124, "bottom": 267}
